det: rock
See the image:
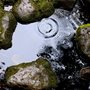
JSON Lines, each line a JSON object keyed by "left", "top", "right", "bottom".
{"left": 79, "top": 0, "right": 90, "bottom": 23}
{"left": 75, "top": 24, "right": 90, "bottom": 60}
{"left": 80, "top": 67, "right": 90, "bottom": 80}
{"left": 12, "top": 0, "right": 55, "bottom": 24}
{"left": 5, "top": 58, "right": 58, "bottom": 90}
{"left": 53, "top": 0, "right": 76, "bottom": 11}
{"left": 0, "top": 7, "right": 17, "bottom": 49}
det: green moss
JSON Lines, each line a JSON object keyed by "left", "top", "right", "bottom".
{"left": 5, "top": 58, "right": 58, "bottom": 88}
{"left": 46, "top": 65, "right": 57, "bottom": 88}
{"left": 12, "top": 0, "right": 54, "bottom": 24}
{"left": 5, "top": 62, "right": 34, "bottom": 81}
{"left": 76, "top": 24, "right": 90, "bottom": 42}
{"left": 36, "top": 58, "right": 57, "bottom": 87}
{"left": 5, "top": 58, "right": 49, "bottom": 81}
{"left": 79, "top": 24, "right": 90, "bottom": 29}
{"left": 2, "top": 0, "right": 17, "bottom": 5}
{"left": 5, "top": 66, "right": 19, "bottom": 81}
{"left": 0, "top": 6, "right": 4, "bottom": 17}
{"left": 0, "top": 10, "right": 17, "bottom": 49}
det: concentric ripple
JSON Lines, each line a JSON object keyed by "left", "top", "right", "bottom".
{"left": 37, "top": 18, "right": 59, "bottom": 38}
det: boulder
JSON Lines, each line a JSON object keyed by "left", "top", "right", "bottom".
{"left": 0, "top": 7, "right": 17, "bottom": 49}
{"left": 5, "top": 58, "right": 58, "bottom": 90}
{"left": 80, "top": 67, "right": 90, "bottom": 80}
{"left": 12, "top": 0, "right": 55, "bottom": 24}
{"left": 75, "top": 24, "right": 90, "bottom": 60}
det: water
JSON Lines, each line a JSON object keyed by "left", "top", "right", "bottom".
{"left": 37, "top": 8, "right": 83, "bottom": 71}
{"left": 0, "top": 6, "right": 82, "bottom": 69}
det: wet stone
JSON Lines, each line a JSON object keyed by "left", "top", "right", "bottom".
{"left": 0, "top": 8, "right": 17, "bottom": 49}
{"left": 12, "top": 0, "right": 55, "bottom": 24}
{"left": 4, "top": 58, "right": 58, "bottom": 90}
{"left": 80, "top": 67, "right": 90, "bottom": 80}
{"left": 75, "top": 24, "right": 90, "bottom": 60}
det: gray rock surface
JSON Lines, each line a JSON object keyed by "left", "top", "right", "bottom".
{"left": 12, "top": 0, "right": 55, "bottom": 24}
{"left": 5, "top": 58, "right": 58, "bottom": 90}
{"left": 53, "top": 0, "right": 76, "bottom": 10}
{"left": 75, "top": 24, "right": 90, "bottom": 60}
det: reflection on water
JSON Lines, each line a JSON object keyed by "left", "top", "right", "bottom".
{"left": 0, "top": 8, "right": 82, "bottom": 71}
{"left": 0, "top": 22, "right": 44, "bottom": 68}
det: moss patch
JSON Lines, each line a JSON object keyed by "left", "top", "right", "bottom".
{"left": 12, "top": 0, "right": 54, "bottom": 24}
{"left": 0, "top": 10, "right": 17, "bottom": 49}
{"left": 5, "top": 58, "right": 58, "bottom": 89}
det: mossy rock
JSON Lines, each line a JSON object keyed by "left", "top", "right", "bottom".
{"left": 75, "top": 24, "right": 90, "bottom": 60}
{"left": 0, "top": 7, "right": 17, "bottom": 49}
{"left": 12, "top": 0, "right": 55, "bottom": 24}
{"left": 5, "top": 58, "right": 58, "bottom": 90}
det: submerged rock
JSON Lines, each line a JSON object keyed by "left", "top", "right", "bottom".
{"left": 12, "top": 0, "right": 54, "bottom": 24}
{"left": 75, "top": 24, "right": 90, "bottom": 60}
{"left": 0, "top": 7, "right": 17, "bottom": 49}
{"left": 5, "top": 58, "right": 58, "bottom": 90}
{"left": 53, "top": 0, "right": 76, "bottom": 10}
{"left": 80, "top": 67, "right": 90, "bottom": 80}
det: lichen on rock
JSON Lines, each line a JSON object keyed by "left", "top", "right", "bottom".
{"left": 0, "top": 7, "right": 17, "bottom": 49}
{"left": 75, "top": 24, "right": 90, "bottom": 60}
{"left": 12, "top": 0, "right": 55, "bottom": 24}
{"left": 5, "top": 58, "right": 58, "bottom": 90}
